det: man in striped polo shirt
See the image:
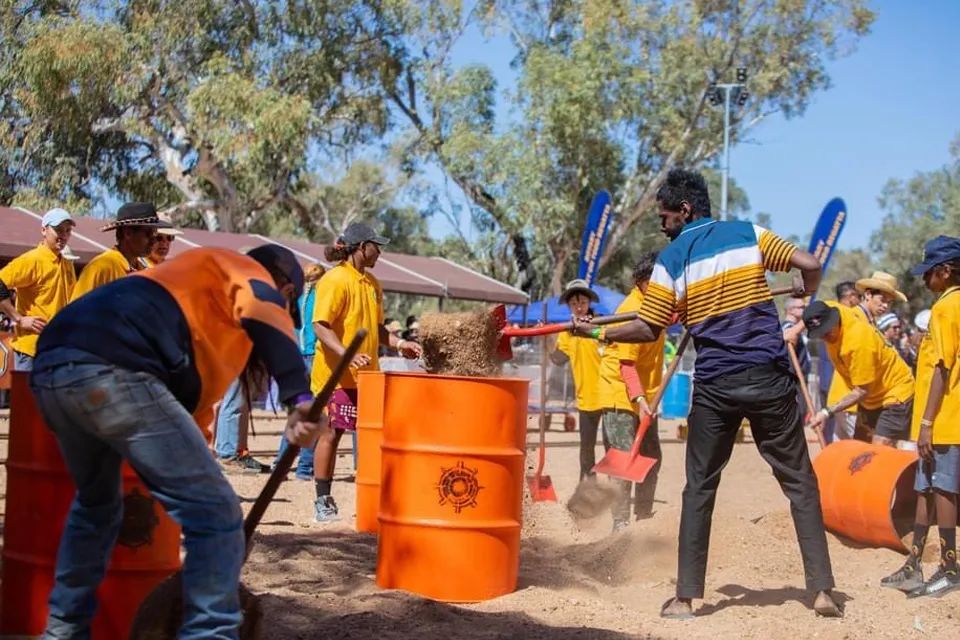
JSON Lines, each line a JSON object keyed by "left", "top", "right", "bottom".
{"left": 573, "top": 168, "right": 840, "bottom": 620}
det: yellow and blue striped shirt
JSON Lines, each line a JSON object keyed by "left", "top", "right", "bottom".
{"left": 638, "top": 218, "right": 797, "bottom": 381}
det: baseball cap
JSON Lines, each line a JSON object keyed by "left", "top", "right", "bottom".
{"left": 802, "top": 301, "right": 841, "bottom": 339}
{"left": 340, "top": 222, "right": 390, "bottom": 246}
{"left": 910, "top": 235, "right": 960, "bottom": 276}
{"left": 914, "top": 309, "right": 931, "bottom": 332}
{"left": 246, "top": 245, "right": 305, "bottom": 328}
{"left": 42, "top": 208, "right": 74, "bottom": 228}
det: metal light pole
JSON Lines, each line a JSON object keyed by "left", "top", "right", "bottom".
{"left": 709, "top": 68, "right": 749, "bottom": 220}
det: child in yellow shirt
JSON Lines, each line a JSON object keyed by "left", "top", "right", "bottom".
{"left": 882, "top": 235, "right": 960, "bottom": 598}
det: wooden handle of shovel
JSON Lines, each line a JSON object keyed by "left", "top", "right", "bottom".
{"left": 501, "top": 311, "right": 640, "bottom": 338}
{"left": 786, "top": 342, "right": 827, "bottom": 449}
{"left": 242, "top": 329, "right": 368, "bottom": 549}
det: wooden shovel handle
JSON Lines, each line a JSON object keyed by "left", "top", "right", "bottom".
{"left": 786, "top": 342, "right": 827, "bottom": 449}
{"left": 243, "top": 329, "right": 368, "bottom": 549}
{"left": 501, "top": 311, "right": 639, "bottom": 337}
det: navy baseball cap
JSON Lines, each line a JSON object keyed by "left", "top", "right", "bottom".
{"left": 802, "top": 301, "right": 841, "bottom": 339}
{"left": 910, "top": 235, "right": 960, "bottom": 276}
{"left": 246, "top": 244, "right": 305, "bottom": 328}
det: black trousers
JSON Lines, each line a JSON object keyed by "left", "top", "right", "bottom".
{"left": 677, "top": 363, "right": 835, "bottom": 599}
{"left": 578, "top": 410, "right": 605, "bottom": 479}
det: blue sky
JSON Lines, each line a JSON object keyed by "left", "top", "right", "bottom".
{"left": 426, "top": 0, "right": 959, "bottom": 253}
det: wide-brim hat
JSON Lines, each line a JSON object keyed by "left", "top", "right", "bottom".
{"left": 561, "top": 278, "right": 599, "bottom": 303}
{"left": 156, "top": 221, "right": 183, "bottom": 237}
{"left": 802, "top": 301, "right": 841, "bottom": 339}
{"left": 855, "top": 271, "right": 907, "bottom": 303}
{"left": 101, "top": 202, "right": 165, "bottom": 231}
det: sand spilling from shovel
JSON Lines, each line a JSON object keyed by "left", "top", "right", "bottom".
{"left": 418, "top": 309, "right": 501, "bottom": 376}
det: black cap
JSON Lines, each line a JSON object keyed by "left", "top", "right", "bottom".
{"left": 802, "top": 301, "right": 841, "bottom": 339}
{"left": 341, "top": 222, "right": 390, "bottom": 246}
{"left": 246, "top": 245, "right": 305, "bottom": 328}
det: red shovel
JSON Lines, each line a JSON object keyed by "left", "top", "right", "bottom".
{"left": 593, "top": 331, "right": 692, "bottom": 482}
{"left": 491, "top": 304, "right": 639, "bottom": 361}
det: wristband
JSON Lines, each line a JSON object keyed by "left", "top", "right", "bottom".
{"left": 919, "top": 418, "right": 934, "bottom": 428}
{"left": 818, "top": 408, "right": 831, "bottom": 420}
{"left": 286, "top": 392, "right": 314, "bottom": 414}
{"left": 589, "top": 327, "right": 602, "bottom": 340}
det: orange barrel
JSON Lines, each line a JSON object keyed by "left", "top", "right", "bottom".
{"left": 376, "top": 371, "right": 528, "bottom": 602}
{"left": 1, "top": 372, "right": 181, "bottom": 638}
{"left": 356, "top": 371, "right": 386, "bottom": 533}
{"left": 813, "top": 439, "right": 918, "bottom": 552}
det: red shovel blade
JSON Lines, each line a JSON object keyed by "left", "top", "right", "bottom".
{"left": 527, "top": 472, "right": 557, "bottom": 502}
{"left": 592, "top": 449, "right": 658, "bottom": 483}
{"left": 491, "top": 304, "right": 513, "bottom": 361}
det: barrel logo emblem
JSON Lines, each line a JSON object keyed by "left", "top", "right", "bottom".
{"left": 117, "top": 487, "right": 160, "bottom": 549}
{"left": 848, "top": 451, "right": 876, "bottom": 475}
{"left": 437, "top": 461, "right": 483, "bottom": 513}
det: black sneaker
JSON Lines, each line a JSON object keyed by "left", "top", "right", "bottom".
{"left": 223, "top": 452, "right": 270, "bottom": 475}
{"left": 906, "top": 565, "right": 960, "bottom": 599}
{"left": 880, "top": 563, "right": 924, "bottom": 593}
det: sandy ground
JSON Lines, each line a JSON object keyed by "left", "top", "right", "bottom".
{"left": 2, "top": 411, "right": 958, "bottom": 639}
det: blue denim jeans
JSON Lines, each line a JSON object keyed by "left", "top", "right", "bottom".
{"left": 30, "top": 360, "right": 244, "bottom": 640}
{"left": 14, "top": 349, "right": 33, "bottom": 371}
{"left": 214, "top": 378, "right": 244, "bottom": 458}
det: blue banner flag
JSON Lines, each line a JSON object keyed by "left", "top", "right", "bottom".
{"left": 577, "top": 190, "right": 614, "bottom": 285}
{"left": 807, "top": 197, "right": 847, "bottom": 300}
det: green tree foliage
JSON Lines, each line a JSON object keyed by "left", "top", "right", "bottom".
{"left": 375, "top": 0, "right": 873, "bottom": 295}
{"left": 1, "top": 0, "right": 391, "bottom": 231}
{"left": 871, "top": 134, "right": 960, "bottom": 316}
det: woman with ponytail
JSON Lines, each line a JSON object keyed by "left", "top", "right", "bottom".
{"left": 310, "top": 223, "right": 421, "bottom": 522}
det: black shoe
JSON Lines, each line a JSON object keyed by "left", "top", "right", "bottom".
{"left": 907, "top": 565, "right": 960, "bottom": 599}
{"left": 880, "top": 563, "right": 924, "bottom": 593}
{"left": 224, "top": 452, "right": 270, "bottom": 475}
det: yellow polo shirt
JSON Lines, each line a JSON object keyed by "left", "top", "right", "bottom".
{"left": 826, "top": 304, "right": 872, "bottom": 413}
{"left": 0, "top": 243, "right": 77, "bottom": 356}
{"left": 555, "top": 332, "right": 602, "bottom": 412}
{"left": 310, "top": 261, "right": 383, "bottom": 392}
{"left": 597, "top": 288, "right": 665, "bottom": 411}
{"left": 71, "top": 247, "right": 141, "bottom": 301}
{"left": 824, "top": 303, "right": 914, "bottom": 410}
{"left": 911, "top": 286, "right": 960, "bottom": 443}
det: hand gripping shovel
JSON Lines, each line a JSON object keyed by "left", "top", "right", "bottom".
{"left": 491, "top": 304, "right": 639, "bottom": 361}
{"left": 787, "top": 342, "right": 827, "bottom": 449}
{"left": 128, "top": 330, "right": 368, "bottom": 640}
{"left": 592, "top": 331, "right": 692, "bottom": 483}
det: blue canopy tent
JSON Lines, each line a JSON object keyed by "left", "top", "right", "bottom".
{"left": 506, "top": 285, "right": 626, "bottom": 325}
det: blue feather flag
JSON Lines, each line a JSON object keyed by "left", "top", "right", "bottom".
{"left": 807, "top": 197, "right": 847, "bottom": 301}
{"left": 577, "top": 190, "right": 614, "bottom": 285}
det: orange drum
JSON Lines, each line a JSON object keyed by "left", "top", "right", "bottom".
{"left": 0, "top": 372, "right": 181, "bottom": 638}
{"left": 375, "top": 371, "right": 528, "bottom": 602}
{"left": 813, "top": 440, "right": 918, "bottom": 552}
{"left": 356, "top": 371, "right": 386, "bottom": 533}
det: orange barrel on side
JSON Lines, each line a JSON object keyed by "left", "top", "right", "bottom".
{"left": 376, "top": 371, "right": 529, "bottom": 602}
{"left": 356, "top": 371, "right": 386, "bottom": 533}
{"left": 813, "top": 439, "right": 918, "bottom": 552}
{"left": 1, "top": 372, "right": 181, "bottom": 638}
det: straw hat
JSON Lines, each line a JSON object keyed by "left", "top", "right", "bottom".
{"left": 855, "top": 271, "right": 907, "bottom": 303}
{"left": 100, "top": 202, "right": 164, "bottom": 231}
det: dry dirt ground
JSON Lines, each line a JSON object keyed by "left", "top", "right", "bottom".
{"left": 2, "top": 412, "right": 958, "bottom": 639}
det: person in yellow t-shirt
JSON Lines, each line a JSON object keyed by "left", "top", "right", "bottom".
{"left": 823, "top": 282, "right": 864, "bottom": 441}
{"left": 594, "top": 252, "right": 664, "bottom": 531}
{"left": 551, "top": 279, "right": 604, "bottom": 480}
{"left": 71, "top": 203, "right": 162, "bottom": 301}
{"left": 143, "top": 223, "right": 183, "bottom": 267}
{"left": 881, "top": 236, "right": 960, "bottom": 597}
{"left": 803, "top": 300, "right": 914, "bottom": 446}
{"left": 0, "top": 208, "right": 77, "bottom": 371}
{"left": 310, "top": 222, "right": 421, "bottom": 522}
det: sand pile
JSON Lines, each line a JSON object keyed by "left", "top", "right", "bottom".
{"left": 418, "top": 309, "right": 501, "bottom": 376}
